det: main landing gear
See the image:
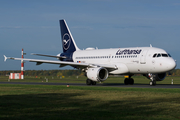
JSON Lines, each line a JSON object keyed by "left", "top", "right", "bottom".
{"left": 148, "top": 73, "right": 156, "bottom": 86}
{"left": 86, "top": 79, "right": 97, "bottom": 85}
{"left": 124, "top": 76, "right": 134, "bottom": 85}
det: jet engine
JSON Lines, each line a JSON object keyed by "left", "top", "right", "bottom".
{"left": 144, "top": 72, "right": 166, "bottom": 81}
{"left": 86, "top": 67, "right": 108, "bottom": 82}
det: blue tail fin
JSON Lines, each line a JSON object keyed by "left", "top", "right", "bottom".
{"left": 60, "top": 19, "right": 80, "bottom": 53}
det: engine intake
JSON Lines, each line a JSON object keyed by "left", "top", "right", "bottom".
{"left": 86, "top": 67, "right": 108, "bottom": 82}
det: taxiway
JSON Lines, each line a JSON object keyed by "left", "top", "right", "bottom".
{"left": 0, "top": 82, "right": 180, "bottom": 89}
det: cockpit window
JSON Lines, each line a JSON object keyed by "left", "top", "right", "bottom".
{"left": 153, "top": 54, "right": 157, "bottom": 58}
{"left": 162, "top": 54, "right": 168, "bottom": 57}
{"left": 168, "top": 53, "right": 171, "bottom": 57}
{"left": 153, "top": 53, "right": 171, "bottom": 58}
{"left": 157, "top": 54, "right": 161, "bottom": 57}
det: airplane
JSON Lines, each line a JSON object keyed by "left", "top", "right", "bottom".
{"left": 4, "top": 19, "right": 176, "bottom": 86}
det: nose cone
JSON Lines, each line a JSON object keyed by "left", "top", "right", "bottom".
{"left": 167, "top": 58, "right": 176, "bottom": 70}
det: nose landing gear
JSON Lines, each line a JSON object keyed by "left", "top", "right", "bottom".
{"left": 148, "top": 73, "right": 156, "bottom": 86}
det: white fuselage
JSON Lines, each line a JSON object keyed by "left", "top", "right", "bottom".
{"left": 73, "top": 47, "right": 176, "bottom": 75}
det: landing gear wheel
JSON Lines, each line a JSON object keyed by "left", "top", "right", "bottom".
{"left": 91, "top": 81, "right": 96, "bottom": 85}
{"left": 129, "top": 78, "right": 134, "bottom": 85}
{"left": 86, "top": 79, "right": 97, "bottom": 85}
{"left": 124, "top": 78, "right": 129, "bottom": 85}
{"left": 124, "top": 78, "right": 134, "bottom": 85}
{"left": 150, "top": 81, "right": 153, "bottom": 86}
{"left": 149, "top": 81, "right": 156, "bottom": 86}
{"left": 86, "top": 79, "right": 92, "bottom": 85}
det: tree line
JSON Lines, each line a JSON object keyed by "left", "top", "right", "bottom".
{"left": 0, "top": 70, "right": 83, "bottom": 77}
{"left": 0, "top": 69, "right": 180, "bottom": 77}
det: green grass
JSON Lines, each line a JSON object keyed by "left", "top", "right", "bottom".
{"left": 0, "top": 84, "right": 180, "bottom": 120}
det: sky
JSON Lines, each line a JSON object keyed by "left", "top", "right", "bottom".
{"left": 0, "top": 0, "right": 180, "bottom": 70}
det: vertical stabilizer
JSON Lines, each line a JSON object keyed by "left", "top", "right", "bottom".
{"left": 60, "top": 19, "right": 80, "bottom": 53}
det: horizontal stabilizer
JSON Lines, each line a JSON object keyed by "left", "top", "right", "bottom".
{"left": 3, "top": 55, "right": 7, "bottom": 62}
{"left": 3, "top": 55, "right": 15, "bottom": 61}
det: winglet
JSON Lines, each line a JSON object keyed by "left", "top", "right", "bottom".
{"left": 3, "top": 55, "right": 7, "bottom": 62}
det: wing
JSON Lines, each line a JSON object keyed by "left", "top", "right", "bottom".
{"left": 4, "top": 55, "right": 118, "bottom": 70}
{"left": 31, "top": 53, "right": 66, "bottom": 59}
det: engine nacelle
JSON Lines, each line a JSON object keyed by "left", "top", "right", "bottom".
{"left": 144, "top": 72, "right": 166, "bottom": 81}
{"left": 86, "top": 67, "right": 108, "bottom": 82}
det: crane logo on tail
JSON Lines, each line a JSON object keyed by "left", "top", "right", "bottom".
{"left": 63, "top": 33, "right": 71, "bottom": 50}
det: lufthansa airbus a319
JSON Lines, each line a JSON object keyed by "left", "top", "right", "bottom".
{"left": 4, "top": 19, "right": 177, "bottom": 86}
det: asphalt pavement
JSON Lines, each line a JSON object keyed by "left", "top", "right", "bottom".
{"left": 0, "top": 82, "right": 180, "bottom": 89}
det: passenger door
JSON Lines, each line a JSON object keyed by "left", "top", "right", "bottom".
{"left": 140, "top": 50, "right": 148, "bottom": 64}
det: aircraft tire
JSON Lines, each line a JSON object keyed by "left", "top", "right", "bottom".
{"left": 150, "top": 81, "right": 156, "bottom": 86}
{"left": 153, "top": 81, "right": 156, "bottom": 85}
{"left": 91, "top": 81, "right": 96, "bottom": 85}
{"left": 124, "top": 78, "right": 129, "bottom": 85}
{"left": 150, "top": 81, "right": 153, "bottom": 86}
{"left": 86, "top": 79, "right": 92, "bottom": 85}
{"left": 129, "top": 78, "right": 134, "bottom": 85}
